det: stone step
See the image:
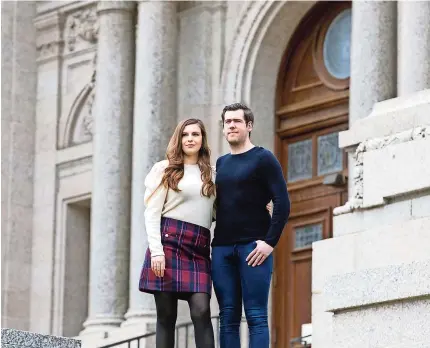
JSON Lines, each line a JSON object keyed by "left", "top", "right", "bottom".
{"left": 1, "top": 328, "right": 81, "bottom": 348}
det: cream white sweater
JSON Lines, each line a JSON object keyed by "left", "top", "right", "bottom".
{"left": 144, "top": 160, "right": 216, "bottom": 257}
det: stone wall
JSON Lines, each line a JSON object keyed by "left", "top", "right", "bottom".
{"left": 312, "top": 91, "right": 430, "bottom": 348}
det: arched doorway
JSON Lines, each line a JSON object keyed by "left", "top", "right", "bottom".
{"left": 272, "top": 2, "right": 351, "bottom": 347}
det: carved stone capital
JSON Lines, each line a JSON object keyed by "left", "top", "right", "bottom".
{"left": 65, "top": 6, "right": 99, "bottom": 53}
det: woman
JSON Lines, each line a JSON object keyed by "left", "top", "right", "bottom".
{"left": 139, "top": 118, "right": 216, "bottom": 348}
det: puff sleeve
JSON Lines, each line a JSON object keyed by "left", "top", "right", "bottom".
{"left": 211, "top": 165, "right": 217, "bottom": 220}
{"left": 144, "top": 160, "right": 169, "bottom": 257}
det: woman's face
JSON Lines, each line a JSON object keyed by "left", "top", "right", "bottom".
{"left": 182, "top": 123, "right": 203, "bottom": 157}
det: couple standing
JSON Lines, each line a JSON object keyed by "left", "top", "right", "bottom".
{"left": 139, "top": 103, "right": 291, "bottom": 348}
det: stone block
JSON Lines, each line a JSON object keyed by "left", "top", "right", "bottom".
{"left": 363, "top": 138, "right": 430, "bottom": 207}
{"left": 412, "top": 194, "right": 430, "bottom": 218}
{"left": 312, "top": 236, "right": 356, "bottom": 293}
{"left": 311, "top": 294, "right": 333, "bottom": 348}
{"left": 332, "top": 298, "right": 430, "bottom": 348}
{"left": 1, "top": 328, "right": 81, "bottom": 348}
{"left": 355, "top": 217, "right": 430, "bottom": 270}
{"left": 333, "top": 199, "right": 413, "bottom": 237}
{"left": 325, "top": 260, "right": 430, "bottom": 312}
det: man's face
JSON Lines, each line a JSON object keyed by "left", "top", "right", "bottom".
{"left": 223, "top": 109, "right": 253, "bottom": 146}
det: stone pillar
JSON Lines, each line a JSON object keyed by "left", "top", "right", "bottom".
{"left": 1, "top": 0, "right": 37, "bottom": 332}
{"left": 349, "top": 1, "right": 397, "bottom": 124}
{"left": 398, "top": 1, "right": 430, "bottom": 96}
{"left": 347, "top": 1, "right": 396, "bottom": 199}
{"left": 123, "top": 1, "right": 178, "bottom": 326}
{"left": 81, "top": 1, "right": 135, "bottom": 335}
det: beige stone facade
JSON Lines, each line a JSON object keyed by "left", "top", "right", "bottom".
{"left": 2, "top": 1, "right": 430, "bottom": 348}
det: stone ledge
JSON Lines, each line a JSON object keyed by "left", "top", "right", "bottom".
{"left": 1, "top": 328, "right": 81, "bottom": 348}
{"left": 324, "top": 260, "right": 430, "bottom": 312}
{"left": 339, "top": 89, "right": 430, "bottom": 149}
{"left": 331, "top": 298, "right": 430, "bottom": 348}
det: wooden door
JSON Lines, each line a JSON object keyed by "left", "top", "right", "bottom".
{"left": 272, "top": 2, "right": 352, "bottom": 347}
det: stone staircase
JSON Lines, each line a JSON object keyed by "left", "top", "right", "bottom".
{"left": 1, "top": 316, "right": 254, "bottom": 348}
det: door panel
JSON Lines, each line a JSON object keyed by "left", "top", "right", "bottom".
{"left": 272, "top": 2, "right": 351, "bottom": 347}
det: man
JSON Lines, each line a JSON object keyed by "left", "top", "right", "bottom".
{"left": 212, "top": 102, "right": 290, "bottom": 348}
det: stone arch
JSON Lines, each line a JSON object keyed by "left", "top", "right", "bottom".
{"left": 62, "top": 78, "right": 95, "bottom": 149}
{"left": 219, "top": 1, "right": 316, "bottom": 152}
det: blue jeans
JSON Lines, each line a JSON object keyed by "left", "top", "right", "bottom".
{"left": 211, "top": 241, "right": 273, "bottom": 348}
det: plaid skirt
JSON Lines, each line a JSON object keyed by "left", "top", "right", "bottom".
{"left": 139, "top": 217, "right": 212, "bottom": 295}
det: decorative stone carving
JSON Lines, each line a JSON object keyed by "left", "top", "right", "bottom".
{"left": 36, "top": 41, "right": 63, "bottom": 60}
{"left": 65, "top": 7, "right": 98, "bottom": 52}
{"left": 80, "top": 53, "right": 97, "bottom": 139}
{"left": 334, "top": 126, "right": 430, "bottom": 215}
{"left": 62, "top": 53, "right": 97, "bottom": 147}
{"left": 81, "top": 92, "right": 94, "bottom": 136}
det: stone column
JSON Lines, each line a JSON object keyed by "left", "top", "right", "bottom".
{"left": 81, "top": 1, "right": 135, "bottom": 335}
{"left": 123, "top": 1, "right": 178, "bottom": 326}
{"left": 2, "top": 0, "right": 37, "bottom": 332}
{"left": 398, "top": 1, "right": 430, "bottom": 96}
{"left": 347, "top": 1, "right": 396, "bottom": 199}
{"left": 349, "top": 1, "right": 397, "bottom": 124}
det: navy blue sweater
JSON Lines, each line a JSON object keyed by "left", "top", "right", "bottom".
{"left": 213, "top": 146, "right": 290, "bottom": 248}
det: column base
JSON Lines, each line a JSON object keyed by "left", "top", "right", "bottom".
{"left": 80, "top": 314, "right": 124, "bottom": 337}
{"left": 121, "top": 309, "right": 157, "bottom": 328}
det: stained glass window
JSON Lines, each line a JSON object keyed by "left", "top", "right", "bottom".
{"left": 317, "top": 132, "right": 342, "bottom": 176}
{"left": 295, "top": 223, "right": 323, "bottom": 249}
{"left": 287, "top": 139, "right": 312, "bottom": 182}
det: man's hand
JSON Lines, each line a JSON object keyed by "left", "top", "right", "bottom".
{"left": 151, "top": 255, "right": 165, "bottom": 277}
{"left": 246, "top": 240, "right": 274, "bottom": 267}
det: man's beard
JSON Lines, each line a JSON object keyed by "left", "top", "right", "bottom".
{"left": 226, "top": 134, "right": 245, "bottom": 146}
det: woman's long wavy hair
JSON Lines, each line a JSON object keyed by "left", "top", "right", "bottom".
{"left": 161, "top": 118, "right": 215, "bottom": 198}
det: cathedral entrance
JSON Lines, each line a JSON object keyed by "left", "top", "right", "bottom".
{"left": 272, "top": 2, "right": 351, "bottom": 347}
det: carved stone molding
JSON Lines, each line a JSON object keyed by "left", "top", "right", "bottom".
{"left": 62, "top": 53, "right": 97, "bottom": 148}
{"left": 334, "top": 126, "right": 430, "bottom": 215}
{"left": 80, "top": 52, "right": 97, "bottom": 138}
{"left": 35, "top": 12, "right": 65, "bottom": 63}
{"left": 36, "top": 41, "right": 64, "bottom": 61}
{"left": 65, "top": 7, "right": 99, "bottom": 53}
{"left": 81, "top": 90, "right": 95, "bottom": 136}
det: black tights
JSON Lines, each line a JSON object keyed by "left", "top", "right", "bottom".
{"left": 154, "top": 292, "right": 215, "bottom": 348}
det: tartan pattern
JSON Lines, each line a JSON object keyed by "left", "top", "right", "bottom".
{"left": 139, "top": 217, "right": 212, "bottom": 295}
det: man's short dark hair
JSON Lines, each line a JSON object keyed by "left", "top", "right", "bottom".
{"left": 221, "top": 102, "right": 254, "bottom": 126}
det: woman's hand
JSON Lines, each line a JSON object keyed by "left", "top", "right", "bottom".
{"left": 151, "top": 255, "right": 165, "bottom": 277}
{"left": 266, "top": 201, "right": 273, "bottom": 216}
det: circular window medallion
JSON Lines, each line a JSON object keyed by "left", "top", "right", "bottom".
{"left": 323, "top": 9, "right": 352, "bottom": 79}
